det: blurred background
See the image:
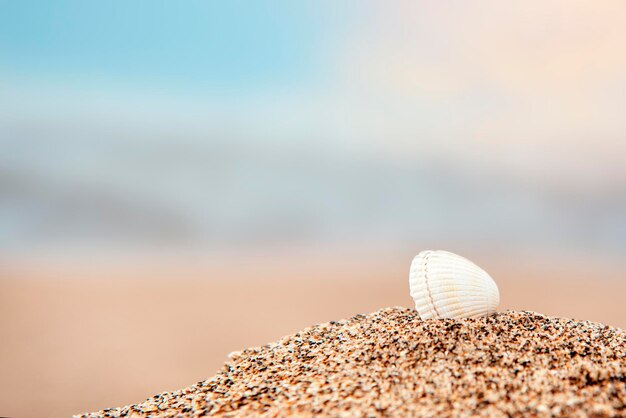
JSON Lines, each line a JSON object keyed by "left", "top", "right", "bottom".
{"left": 1, "top": 1, "right": 625, "bottom": 417}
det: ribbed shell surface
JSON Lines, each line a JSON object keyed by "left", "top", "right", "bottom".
{"left": 409, "top": 250, "right": 499, "bottom": 319}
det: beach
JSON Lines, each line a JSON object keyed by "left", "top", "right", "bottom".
{"left": 1, "top": 252, "right": 625, "bottom": 417}
{"left": 79, "top": 308, "right": 626, "bottom": 417}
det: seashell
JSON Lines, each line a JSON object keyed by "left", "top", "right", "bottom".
{"left": 409, "top": 250, "right": 499, "bottom": 319}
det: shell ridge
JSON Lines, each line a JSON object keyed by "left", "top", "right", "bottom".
{"left": 423, "top": 252, "right": 441, "bottom": 319}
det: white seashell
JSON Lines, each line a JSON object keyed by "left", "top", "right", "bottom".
{"left": 409, "top": 250, "right": 499, "bottom": 319}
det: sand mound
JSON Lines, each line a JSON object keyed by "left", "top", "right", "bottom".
{"left": 79, "top": 308, "right": 626, "bottom": 417}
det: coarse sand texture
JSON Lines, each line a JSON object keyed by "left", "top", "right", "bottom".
{"left": 79, "top": 308, "right": 626, "bottom": 417}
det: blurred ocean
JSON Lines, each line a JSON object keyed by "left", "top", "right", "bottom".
{"left": 1, "top": 109, "right": 624, "bottom": 257}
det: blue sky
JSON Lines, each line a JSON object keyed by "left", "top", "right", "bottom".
{"left": 0, "top": 1, "right": 339, "bottom": 94}
{"left": 1, "top": 1, "right": 625, "bottom": 185}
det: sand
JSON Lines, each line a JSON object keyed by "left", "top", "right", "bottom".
{"left": 78, "top": 308, "right": 626, "bottom": 417}
{"left": 2, "top": 252, "right": 626, "bottom": 417}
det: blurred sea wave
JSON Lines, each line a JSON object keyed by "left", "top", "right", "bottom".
{"left": 1, "top": 117, "right": 624, "bottom": 257}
